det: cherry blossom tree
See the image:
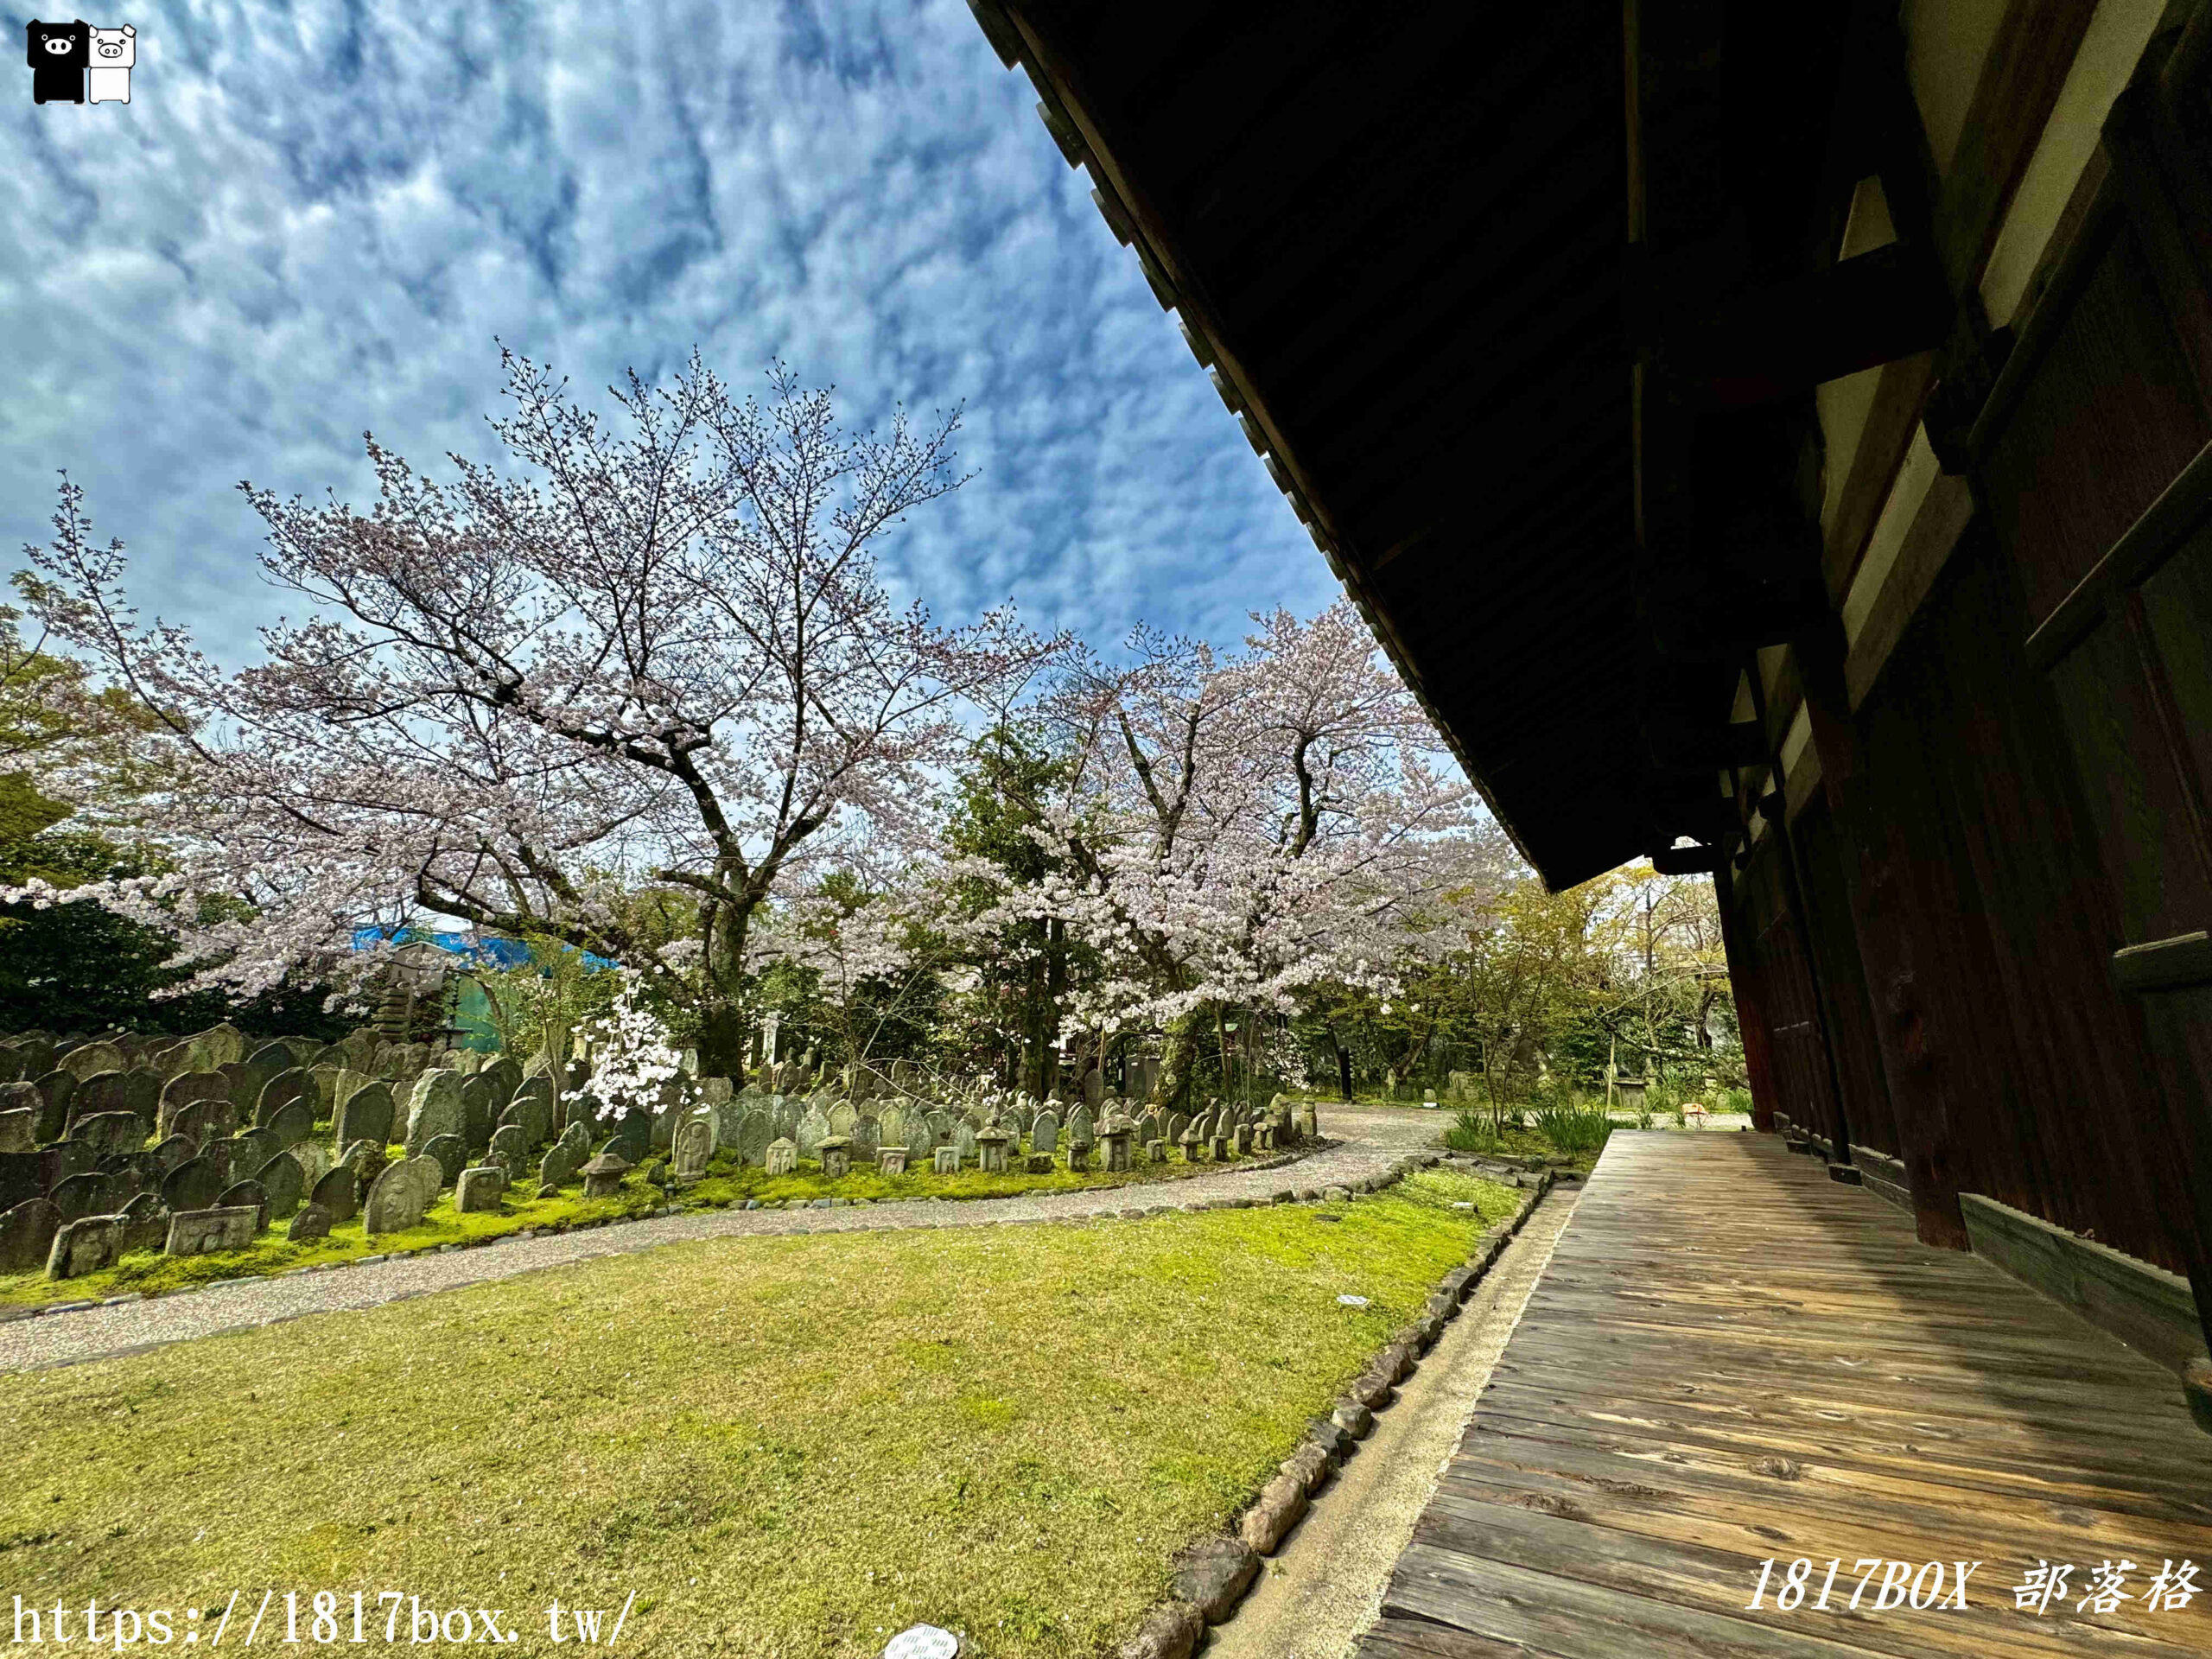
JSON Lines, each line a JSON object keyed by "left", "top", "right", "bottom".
{"left": 961, "top": 602, "right": 1507, "bottom": 1108}
{"left": 16, "top": 352, "right": 1063, "bottom": 1076}
{"left": 747, "top": 855, "right": 956, "bottom": 1081}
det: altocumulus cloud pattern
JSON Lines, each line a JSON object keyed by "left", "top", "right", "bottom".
{"left": 2, "top": 0, "right": 1331, "bottom": 659}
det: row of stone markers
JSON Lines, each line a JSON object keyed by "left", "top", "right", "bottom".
{"left": 0, "top": 1020, "right": 692, "bottom": 1282}
{"left": 0, "top": 1013, "right": 1325, "bottom": 1286}
{"left": 671, "top": 1084, "right": 1319, "bottom": 1186}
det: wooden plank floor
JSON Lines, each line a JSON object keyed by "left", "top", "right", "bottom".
{"left": 1357, "top": 1131, "right": 2212, "bottom": 1658}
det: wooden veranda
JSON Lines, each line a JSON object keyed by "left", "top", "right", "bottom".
{"left": 1357, "top": 1132, "right": 2212, "bottom": 1658}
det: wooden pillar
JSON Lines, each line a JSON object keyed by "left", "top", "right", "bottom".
{"left": 1743, "top": 663, "right": 1858, "bottom": 1166}
{"left": 1713, "top": 863, "right": 1781, "bottom": 1132}
{"left": 1794, "top": 623, "right": 1970, "bottom": 1249}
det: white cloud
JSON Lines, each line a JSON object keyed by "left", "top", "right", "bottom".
{"left": 2, "top": 0, "right": 1337, "bottom": 662}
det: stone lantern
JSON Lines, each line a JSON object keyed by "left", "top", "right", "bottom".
{"left": 817, "top": 1135, "right": 852, "bottom": 1179}
{"left": 1098, "top": 1114, "right": 1136, "bottom": 1173}
{"left": 580, "top": 1152, "right": 629, "bottom": 1200}
{"left": 976, "top": 1122, "right": 1010, "bottom": 1173}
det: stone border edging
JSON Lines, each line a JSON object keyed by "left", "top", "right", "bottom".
{"left": 1116, "top": 1166, "right": 1556, "bottom": 1659}
{"left": 1, "top": 1146, "right": 1339, "bottom": 1325}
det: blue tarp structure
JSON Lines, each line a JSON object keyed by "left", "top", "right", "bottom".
{"left": 347, "top": 927, "right": 617, "bottom": 971}
{"left": 349, "top": 925, "right": 535, "bottom": 968}
{"left": 347, "top": 927, "right": 619, "bottom": 1052}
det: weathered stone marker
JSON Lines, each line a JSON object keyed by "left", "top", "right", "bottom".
{"left": 976, "top": 1126, "right": 1009, "bottom": 1174}
{"left": 161, "top": 1155, "right": 225, "bottom": 1213}
{"left": 256, "top": 1151, "right": 306, "bottom": 1218}
{"left": 422, "top": 1133, "right": 468, "bottom": 1188}
{"left": 363, "top": 1155, "right": 441, "bottom": 1235}
{"left": 0, "top": 1197, "right": 60, "bottom": 1271}
{"left": 488, "top": 1123, "right": 530, "bottom": 1174}
{"left": 455, "top": 1166, "right": 505, "bottom": 1213}
{"left": 334, "top": 1081, "right": 395, "bottom": 1151}
{"left": 672, "top": 1118, "right": 713, "bottom": 1183}
{"left": 499, "top": 1083, "right": 554, "bottom": 1150}
{"left": 796, "top": 1102, "right": 831, "bottom": 1158}
{"left": 403, "top": 1070, "right": 465, "bottom": 1155}
{"left": 538, "top": 1124, "right": 589, "bottom": 1193}
{"left": 47, "top": 1212, "right": 130, "bottom": 1279}
{"left": 0, "top": 1103, "right": 35, "bottom": 1155}
{"left": 254, "top": 1067, "right": 315, "bottom": 1130}
{"left": 1100, "top": 1120, "right": 1135, "bottom": 1173}
{"left": 215, "top": 1179, "right": 270, "bottom": 1233}
{"left": 765, "top": 1137, "right": 798, "bottom": 1177}
{"left": 309, "top": 1162, "right": 359, "bottom": 1224}
{"left": 163, "top": 1205, "right": 259, "bottom": 1259}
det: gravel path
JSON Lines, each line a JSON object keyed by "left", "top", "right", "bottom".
{"left": 0, "top": 1103, "right": 1459, "bottom": 1376}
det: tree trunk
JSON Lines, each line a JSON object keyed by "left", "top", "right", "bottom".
{"left": 1041, "top": 918, "right": 1066, "bottom": 1100}
{"left": 696, "top": 995, "right": 748, "bottom": 1083}
{"left": 1024, "top": 956, "right": 1047, "bottom": 1099}
{"left": 1154, "top": 1010, "right": 1202, "bottom": 1111}
{"left": 695, "top": 900, "right": 757, "bottom": 1084}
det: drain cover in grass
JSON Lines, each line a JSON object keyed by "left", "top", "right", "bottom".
{"left": 1337, "top": 1294, "right": 1370, "bottom": 1306}
{"left": 882, "top": 1625, "right": 958, "bottom": 1659}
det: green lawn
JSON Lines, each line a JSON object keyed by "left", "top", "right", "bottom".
{"left": 0, "top": 1147, "right": 1241, "bottom": 1310}
{"left": 0, "top": 1170, "right": 1520, "bottom": 1658}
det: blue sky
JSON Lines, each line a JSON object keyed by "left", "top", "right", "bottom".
{"left": 2, "top": 0, "right": 1336, "bottom": 662}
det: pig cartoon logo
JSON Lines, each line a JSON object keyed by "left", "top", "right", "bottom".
{"left": 87, "top": 22, "right": 132, "bottom": 104}
{"left": 25, "top": 19, "right": 89, "bottom": 105}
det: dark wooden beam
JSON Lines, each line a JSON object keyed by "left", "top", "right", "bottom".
{"left": 1649, "top": 576, "right": 1833, "bottom": 661}
{"left": 1651, "top": 842, "right": 1725, "bottom": 875}
{"left": 1652, "top": 243, "right": 1954, "bottom": 408}
{"left": 1647, "top": 791, "right": 1741, "bottom": 847}
{"left": 1648, "top": 719, "right": 1767, "bottom": 771}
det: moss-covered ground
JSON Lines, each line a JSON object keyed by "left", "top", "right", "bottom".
{"left": 0, "top": 1145, "right": 1243, "bottom": 1311}
{"left": 0, "top": 1169, "right": 1520, "bottom": 1659}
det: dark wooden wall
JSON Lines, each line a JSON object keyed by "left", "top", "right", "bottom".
{"left": 1732, "top": 843, "right": 1845, "bottom": 1153}
{"left": 1725, "top": 20, "right": 2212, "bottom": 1336}
{"left": 1790, "top": 796, "right": 1897, "bottom": 1160}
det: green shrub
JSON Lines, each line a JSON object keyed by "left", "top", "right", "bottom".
{"left": 1443, "top": 1108, "right": 1506, "bottom": 1154}
{"left": 1529, "top": 1102, "right": 1616, "bottom": 1156}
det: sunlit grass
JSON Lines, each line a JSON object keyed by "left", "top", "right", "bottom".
{"left": 0, "top": 1173, "right": 1519, "bottom": 1658}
